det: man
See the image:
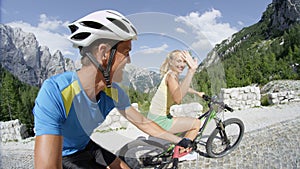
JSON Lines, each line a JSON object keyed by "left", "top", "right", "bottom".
{"left": 33, "top": 10, "right": 192, "bottom": 169}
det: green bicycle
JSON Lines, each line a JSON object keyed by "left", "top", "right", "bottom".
{"left": 118, "top": 95, "right": 245, "bottom": 169}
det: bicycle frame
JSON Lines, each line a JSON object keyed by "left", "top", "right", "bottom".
{"left": 151, "top": 99, "right": 227, "bottom": 169}
{"left": 120, "top": 96, "right": 242, "bottom": 169}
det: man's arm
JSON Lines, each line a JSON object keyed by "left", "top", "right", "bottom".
{"left": 34, "top": 135, "right": 63, "bottom": 169}
{"left": 119, "top": 106, "right": 182, "bottom": 144}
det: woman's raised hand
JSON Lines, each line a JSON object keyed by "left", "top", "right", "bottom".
{"left": 181, "top": 50, "right": 198, "bottom": 70}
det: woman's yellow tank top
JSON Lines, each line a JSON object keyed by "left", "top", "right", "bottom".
{"left": 149, "top": 72, "right": 174, "bottom": 116}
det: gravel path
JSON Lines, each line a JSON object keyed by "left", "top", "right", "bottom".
{"left": 179, "top": 117, "right": 300, "bottom": 169}
{"left": 1, "top": 102, "right": 300, "bottom": 169}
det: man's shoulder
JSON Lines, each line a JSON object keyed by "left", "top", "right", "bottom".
{"left": 50, "top": 71, "right": 76, "bottom": 81}
{"left": 44, "top": 71, "right": 77, "bottom": 90}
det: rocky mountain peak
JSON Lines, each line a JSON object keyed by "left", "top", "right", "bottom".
{"left": 0, "top": 24, "right": 75, "bottom": 86}
{"left": 269, "top": 0, "right": 300, "bottom": 31}
{"left": 198, "top": 0, "right": 300, "bottom": 71}
{"left": 0, "top": 24, "right": 159, "bottom": 92}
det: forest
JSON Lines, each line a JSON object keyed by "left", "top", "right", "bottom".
{"left": 0, "top": 65, "right": 39, "bottom": 136}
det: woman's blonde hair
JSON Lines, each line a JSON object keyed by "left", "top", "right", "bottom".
{"left": 160, "top": 50, "right": 181, "bottom": 78}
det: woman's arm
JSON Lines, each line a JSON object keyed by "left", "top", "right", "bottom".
{"left": 167, "top": 70, "right": 195, "bottom": 104}
{"left": 167, "top": 51, "right": 198, "bottom": 104}
{"left": 188, "top": 88, "right": 205, "bottom": 98}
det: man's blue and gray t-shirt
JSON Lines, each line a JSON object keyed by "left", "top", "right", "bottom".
{"left": 33, "top": 71, "right": 130, "bottom": 156}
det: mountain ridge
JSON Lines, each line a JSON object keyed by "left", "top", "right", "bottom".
{"left": 0, "top": 24, "right": 75, "bottom": 86}
{"left": 0, "top": 24, "right": 160, "bottom": 92}
{"left": 196, "top": 0, "right": 300, "bottom": 91}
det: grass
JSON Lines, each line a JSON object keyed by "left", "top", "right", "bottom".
{"left": 94, "top": 127, "right": 127, "bottom": 133}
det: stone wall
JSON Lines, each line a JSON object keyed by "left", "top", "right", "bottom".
{"left": 98, "top": 103, "right": 139, "bottom": 131}
{"left": 268, "top": 90, "right": 300, "bottom": 104}
{"left": 261, "top": 80, "right": 300, "bottom": 105}
{"left": 170, "top": 102, "right": 203, "bottom": 117}
{"left": 0, "top": 119, "right": 29, "bottom": 142}
{"left": 219, "top": 86, "right": 261, "bottom": 110}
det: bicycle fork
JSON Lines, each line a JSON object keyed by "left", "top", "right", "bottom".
{"left": 217, "top": 120, "right": 230, "bottom": 146}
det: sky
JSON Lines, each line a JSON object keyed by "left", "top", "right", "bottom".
{"left": 1, "top": 0, "right": 272, "bottom": 71}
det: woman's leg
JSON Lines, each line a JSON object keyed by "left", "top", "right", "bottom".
{"left": 168, "top": 117, "right": 201, "bottom": 141}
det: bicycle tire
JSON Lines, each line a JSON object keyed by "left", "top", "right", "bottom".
{"left": 206, "top": 118, "right": 244, "bottom": 158}
{"left": 117, "top": 138, "right": 168, "bottom": 169}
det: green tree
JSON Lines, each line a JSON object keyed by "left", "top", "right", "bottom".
{"left": 0, "top": 66, "right": 38, "bottom": 136}
{"left": 0, "top": 72, "right": 18, "bottom": 121}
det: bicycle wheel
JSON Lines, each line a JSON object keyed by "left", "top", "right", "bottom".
{"left": 117, "top": 139, "right": 168, "bottom": 169}
{"left": 206, "top": 118, "right": 244, "bottom": 158}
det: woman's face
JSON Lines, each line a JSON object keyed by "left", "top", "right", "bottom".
{"left": 169, "top": 52, "right": 186, "bottom": 74}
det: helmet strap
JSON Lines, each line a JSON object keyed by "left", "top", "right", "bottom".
{"left": 104, "top": 45, "right": 117, "bottom": 87}
{"left": 85, "top": 44, "right": 118, "bottom": 88}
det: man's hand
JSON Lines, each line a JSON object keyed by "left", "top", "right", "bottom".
{"left": 177, "top": 138, "right": 193, "bottom": 148}
{"left": 177, "top": 138, "right": 193, "bottom": 153}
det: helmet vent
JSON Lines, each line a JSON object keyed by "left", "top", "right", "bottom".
{"left": 130, "top": 26, "right": 137, "bottom": 35}
{"left": 80, "top": 21, "right": 111, "bottom": 31}
{"left": 68, "top": 25, "right": 78, "bottom": 33}
{"left": 107, "top": 18, "right": 129, "bottom": 33}
{"left": 70, "top": 32, "right": 91, "bottom": 40}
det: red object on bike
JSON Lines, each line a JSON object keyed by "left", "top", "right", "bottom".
{"left": 172, "top": 145, "right": 191, "bottom": 158}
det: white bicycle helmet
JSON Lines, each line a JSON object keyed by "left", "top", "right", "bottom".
{"left": 68, "top": 10, "right": 137, "bottom": 48}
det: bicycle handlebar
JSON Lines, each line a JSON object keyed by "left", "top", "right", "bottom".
{"left": 202, "top": 95, "right": 210, "bottom": 101}
{"left": 224, "top": 104, "right": 234, "bottom": 112}
{"left": 202, "top": 95, "right": 234, "bottom": 112}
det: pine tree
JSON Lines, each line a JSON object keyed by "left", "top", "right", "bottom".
{"left": 0, "top": 72, "right": 18, "bottom": 121}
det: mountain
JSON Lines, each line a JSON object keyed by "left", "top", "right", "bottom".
{"left": 123, "top": 64, "right": 160, "bottom": 93}
{"left": 0, "top": 24, "right": 160, "bottom": 92}
{"left": 197, "top": 0, "right": 300, "bottom": 89}
{"left": 0, "top": 24, "right": 75, "bottom": 86}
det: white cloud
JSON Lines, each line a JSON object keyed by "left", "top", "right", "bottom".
{"left": 238, "top": 21, "right": 244, "bottom": 26}
{"left": 175, "top": 27, "right": 187, "bottom": 34}
{"left": 139, "top": 44, "right": 169, "bottom": 54}
{"left": 7, "top": 14, "right": 77, "bottom": 59}
{"left": 175, "top": 9, "right": 238, "bottom": 46}
{"left": 38, "top": 14, "right": 69, "bottom": 31}
{"left": 140, "top": 45, "right": 149, "bottom": 49}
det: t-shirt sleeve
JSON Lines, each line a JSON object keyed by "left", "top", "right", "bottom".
{"left": 33, "top": 79, "right": 65, "bottom": 136}
{"left": 112, "top": 83, "right": 131, "bottom": 110}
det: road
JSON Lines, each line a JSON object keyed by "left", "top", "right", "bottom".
{"left": 1, "top": 102, "right": 300, "bottom": 169}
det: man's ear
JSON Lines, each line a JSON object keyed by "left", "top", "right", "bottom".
{"left": 96, "top": 44, "right": 110, "bottom": 66}
{"left": 99, "top": 44, "right": 108, "bottom": 54}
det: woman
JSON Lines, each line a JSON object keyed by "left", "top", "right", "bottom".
{"left": 148, "top": 50, "right": 204, "bottom": 143}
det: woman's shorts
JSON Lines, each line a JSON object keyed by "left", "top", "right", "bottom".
{"left": 148, "top": 113, "right": 174, "bottom": 130}
{"left": 62, "top": 140, "right": 116, "bottom": 169}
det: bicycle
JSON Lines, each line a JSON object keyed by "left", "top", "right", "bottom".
{"left": 117, "top": 95, "right": 245, "bottom": 169}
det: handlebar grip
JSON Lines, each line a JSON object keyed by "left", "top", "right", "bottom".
{"left": 224, "top": 104, "right": 234, "bottom": 112}
{"left": 202, "top": 95, "right": 210, "bottom": 101}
